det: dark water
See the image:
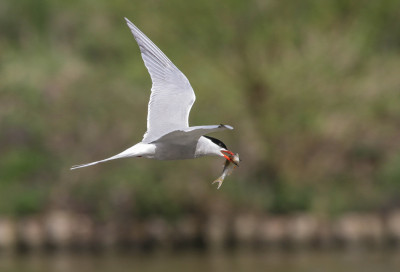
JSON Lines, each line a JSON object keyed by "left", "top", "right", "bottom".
{"left": 1, "top": 249, "right": 399, "bottom": 272}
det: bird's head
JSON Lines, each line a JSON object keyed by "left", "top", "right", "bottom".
{"left": 204, "top": 136, "right": 239, "bottom": 166}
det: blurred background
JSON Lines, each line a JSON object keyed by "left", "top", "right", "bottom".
{"left": 1, "top": 0, "right": 400, "bottom": 271}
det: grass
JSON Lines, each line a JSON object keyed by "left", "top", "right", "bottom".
{"left": 1, "top": 0, "right": 400, "bottom": 218}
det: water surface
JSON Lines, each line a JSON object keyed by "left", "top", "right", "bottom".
{"left": 1, "top": 249, "right": 399, "bottom": 272}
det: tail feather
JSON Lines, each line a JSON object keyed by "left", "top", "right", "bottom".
{"left": 70, "top": 143, "right": 151, "bottom": 170}
{"left": 70, "top": 159, "right": 109, "bottom": 170}
{"left": 70, "top": 154, "right": 129, "bottom": 170}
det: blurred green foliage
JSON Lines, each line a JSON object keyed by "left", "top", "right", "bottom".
{"left": 1, "top": 0, "right": 400, "bottom": 219}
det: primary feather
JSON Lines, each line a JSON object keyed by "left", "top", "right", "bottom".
{"left": 125, "top": 18, "right": 196, "bottom": 143}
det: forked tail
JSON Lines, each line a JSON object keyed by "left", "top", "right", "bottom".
{"left": 70, "top": 143, "right": 152, "bottom": 170}
{"left": 70, "top": 159, "right": 111, "bottom": 170}
{"left": 70, "top": 153, "right": 129, "bottom": 170}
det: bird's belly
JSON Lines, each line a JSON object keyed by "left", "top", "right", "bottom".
{"left": 153, "top": 143, "right": 196, "bottom": 160}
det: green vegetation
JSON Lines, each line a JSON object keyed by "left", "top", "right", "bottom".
{"left": 1, "top": 0, "right": 400, "bottom": 219}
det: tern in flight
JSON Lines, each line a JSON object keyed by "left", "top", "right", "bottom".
{"left": 71, "top": 18, "right": 237, "bottom": 170}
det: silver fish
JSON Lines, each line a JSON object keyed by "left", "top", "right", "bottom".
{"left": 212, "top": 153, "right": 240, "bottom": 189}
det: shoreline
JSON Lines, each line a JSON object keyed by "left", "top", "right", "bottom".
{"left": 1, "top": 210, "right": 400, "bottom": 252}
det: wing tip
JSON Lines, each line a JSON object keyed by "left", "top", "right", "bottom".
{"left": 219, "top": 124, "right": 234, "bottom": 130}
{"left": 124, "top": 17, "right": 136, "bottom": 30}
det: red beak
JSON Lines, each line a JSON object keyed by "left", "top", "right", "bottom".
{"left": 221, "top": 150, "right": 234, "bottom": 161}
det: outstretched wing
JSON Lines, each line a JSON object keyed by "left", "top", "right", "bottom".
{"left": 154, "top": 124, "right": 233, "bottom": 145}
{"left": 125, "top": 18, "right": 196, "bottom": 143}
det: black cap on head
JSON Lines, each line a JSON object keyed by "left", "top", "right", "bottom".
{"left": 204, "top": 136, "right": 227, "bottom": 150}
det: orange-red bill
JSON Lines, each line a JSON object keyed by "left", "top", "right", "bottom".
{"left": 221, "top": 150, "right": 234, "bottom": 161}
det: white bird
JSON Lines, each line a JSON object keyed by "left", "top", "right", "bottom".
{"left": 71, "top": 18, "right": 236, "bottom": 170}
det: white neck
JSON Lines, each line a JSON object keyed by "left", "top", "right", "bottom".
{"left": 195, "top": 136, "right": 224, "bottom": 158}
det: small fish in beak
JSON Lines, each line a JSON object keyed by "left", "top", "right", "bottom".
{"left": 221, "top": 150, "right": 240, "bottom": 166}
{"left": 213, "top": 152, "right": 240, "bottom": 189}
